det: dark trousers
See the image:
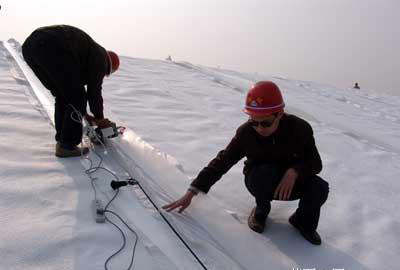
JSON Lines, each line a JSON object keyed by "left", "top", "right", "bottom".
{"left": 22, "top": 31, "right": 86, "bottom": 148}
{"left": 245, "top": 164, "right": 329, "bottom": 232}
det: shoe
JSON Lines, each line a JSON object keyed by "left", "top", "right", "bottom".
{"left": 248, "top": 207, "right": 266, "bottom": 233}
{"left": 289, "top": 213, "right": 322, "bottom": 245}
{"left": 55, "top": 143, "right": 89, "bottom": 158}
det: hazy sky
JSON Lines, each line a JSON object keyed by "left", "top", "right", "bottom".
{"left": 1, "top": 0, "right": 399, "bottom": 95}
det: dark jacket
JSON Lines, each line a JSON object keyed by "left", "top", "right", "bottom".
{"left": 190, "top": 114, "right": 322, "bottom": 193}
{"left": 32, "top": 25, "right": 110, "bottom": 118}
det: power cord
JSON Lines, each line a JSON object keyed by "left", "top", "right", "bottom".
{"left": 69, "top": 106, "right": 209, "bottom": 270}
{"left": 69, "top": 106, "right": 139, "bottom": 270}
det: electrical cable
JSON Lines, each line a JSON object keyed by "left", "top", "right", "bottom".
{"left": 69, "top": 106, "right": 139, "bottom": 270}
{"left": 86, "top": 136, "right": 139, "bottom": 270}
{"left": 112, "top": 178, "right": 209, "bottom": 270}
{"left": 87, "top": 140, "right": 139, "bottom": 270}
{"left": 104, "top": 209, "right": 139, "bottom": 270}
{"left": 69, "top": 106, "right": 209, "bottom": 270}
{"left": 104, "top": 211, "right": 128, "bottom": 269}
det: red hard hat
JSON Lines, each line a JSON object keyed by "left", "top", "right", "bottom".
{"left": 107, "top": 50, "right": 120, "bottom": 74}
{"left": 243, "top": 81, "right": 285, "bottom": 116}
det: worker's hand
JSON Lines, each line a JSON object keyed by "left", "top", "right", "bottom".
{"left": 162, "top": 191, "right": 196, "bottom": 213}
{"left": 274, "top": 168, "right": 298, "bottom": 200}
{"left": 96, "top": 118, "right": 114, "bottom": 129}
{"left": 85, "top": 114, "right": 96, "bottom": 126}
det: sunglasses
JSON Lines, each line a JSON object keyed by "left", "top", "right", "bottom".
{"left": 248, "top": 117, "right": 276, "bottom": 128}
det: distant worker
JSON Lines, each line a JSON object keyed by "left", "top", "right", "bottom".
{"left": 163, "top": 81, "right": 329, "bottom": 245}
{"left": 22, "top": 25, "right": 120, "bottom": 157}
{"left": 166, "top": 55, "right": 172, "bottom": 61}
{"left": 354, "top": 82, "right": 360, "bottom": 89}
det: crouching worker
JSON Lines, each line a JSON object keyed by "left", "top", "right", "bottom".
{"left": 163, "top": 81, "right": 329, "bottom": 245}
{"left": 22, "top": 25, "right": 120, "bottom": 157}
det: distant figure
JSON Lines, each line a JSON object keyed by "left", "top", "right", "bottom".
{"left": 354, "top": 82, "right": 360, "bottom": 89}
{"left": 163, "top": 81, "right": 329, "bottom": 245}
{"left": 166, "top": 55, "right": 172, "bottom": 61}
{"left": 22, "top": 25, "right": 120, "bottom": 157}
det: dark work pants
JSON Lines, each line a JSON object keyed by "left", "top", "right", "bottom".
{"left": 245, "top": 164, "right": 329, "bottom": 232}
{"left": 22, "top": 31, "right": 87, "bottom": 148}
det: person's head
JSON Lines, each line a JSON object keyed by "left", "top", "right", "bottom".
{"left": 106, "top": 50, "right": 120, "bottom": 76}
{"left": 243, "top": 81, "right": 285, "bottom": 137}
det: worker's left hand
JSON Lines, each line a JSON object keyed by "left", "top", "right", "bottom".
{"left": 274, "top": 168, "right": 298, "bottom": 200}
{"left": 85, "top": 114, "right": 96, "bottom": 126}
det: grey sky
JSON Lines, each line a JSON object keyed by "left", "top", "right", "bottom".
{"left": 1, "top": 0, "right": 399, "bottom": 94}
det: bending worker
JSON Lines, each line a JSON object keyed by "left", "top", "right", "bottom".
{"left": 163, "top": 81, "right": 329, "bottom": 245}
{"left": 22, "top": 25, "right": 119, "bottom": 157}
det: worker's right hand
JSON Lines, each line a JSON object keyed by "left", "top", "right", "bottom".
{"left": 96, "top": 118, "right": 114, "bottom": 129}
{"left": 162, "top": 191, "right": 196, "bottom": 213}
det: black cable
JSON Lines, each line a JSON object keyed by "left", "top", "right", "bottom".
{"left": 104, "top": 186, "right": 119, "bottom": 212}
{"left": 104, "top": 210, "right": 139, "bottom": 270}
{"left": 73, "top": 108, "right": 208, "bottom": 270}
{"left": 86, "top": 151, "right": 138, "bottom": 270}
{"left": 104, "top": 213, "right": 127, "bottom": 270}
{"left": 115, "top": 178, "right": 209, "bottom": 270}
{"left": 69, "top": 108, "right": 139, "bottom": 270}
{"left": 138, "top": 182, "right": 208, "bottom": 270}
